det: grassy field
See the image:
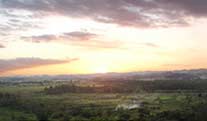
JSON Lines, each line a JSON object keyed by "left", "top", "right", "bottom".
{"left": 0, "top": 84, "right": 207, "bottom": 121}
{"left": 0, "top": 107, "right": 37, "bottom": 121}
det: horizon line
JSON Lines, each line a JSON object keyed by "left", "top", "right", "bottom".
{"left": 1, "top": 68, "right": 206, "bottom": 78}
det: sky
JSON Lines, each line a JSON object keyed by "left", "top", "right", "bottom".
{"left": 0, "top": 0, "right": 207, "bottom": 76}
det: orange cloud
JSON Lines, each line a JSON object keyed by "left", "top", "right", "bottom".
{"left": 0, "top": 57, "right": 78, "bottom": 73}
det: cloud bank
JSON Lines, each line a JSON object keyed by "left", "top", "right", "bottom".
{"left": 0, "top": 57, "right": 78, "bottom": 72}
{"left": 1, "top": 0, "right": 207, "bottom": 28}
{"left": 21, "top": 31, "right": 124, "bottom": 49}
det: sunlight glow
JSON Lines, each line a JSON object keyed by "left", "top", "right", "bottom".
{"left": 94, "top": 66, "right": 109, "bottom": 73}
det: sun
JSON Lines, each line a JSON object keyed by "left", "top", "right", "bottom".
{"left": 94, "top": 66, "right": 109, "bottom": 73}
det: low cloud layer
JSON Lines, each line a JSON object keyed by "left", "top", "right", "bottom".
{"left": 22, "top": 34, "right": 57, "bottom": 43}
{"left": 22, "top": 31, "right": 97, "bottom": 43}
{"left": 21, "top": 31, "right": 124, "bottom": 49}
{"left": 63, "top": 31, "right": 97, "bottom": 41}
{"left": 0, "top": 57, "right": 78, "bottom": 72}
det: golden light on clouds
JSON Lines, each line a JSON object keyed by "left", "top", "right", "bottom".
{"left": 1, "top": 0, "right": 207, "bottom": 76}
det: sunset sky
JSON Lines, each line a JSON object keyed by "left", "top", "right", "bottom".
{"left": 0, "top": 0, "right": 207, "bottom": 76}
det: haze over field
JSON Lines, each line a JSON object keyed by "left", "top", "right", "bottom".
{"left": 0, "top": 0, "right": 207, "bottom": 76}
{"left": 1, "top": 1, "right": 207, "bottom": 121}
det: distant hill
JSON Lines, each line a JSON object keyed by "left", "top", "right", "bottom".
{"left": 1, "top": 69, "right": 207, "bottom": 82}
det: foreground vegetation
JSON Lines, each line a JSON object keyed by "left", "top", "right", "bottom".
{"left": 0, "top": 79, "right": 207, "bottom": 121}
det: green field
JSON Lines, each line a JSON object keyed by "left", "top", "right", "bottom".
{"left": 0, "top": 81, "right": 207, "bottom": 121}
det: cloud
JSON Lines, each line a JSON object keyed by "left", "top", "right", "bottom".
{"left": 0, "top": 44, "right": 5, "bottom": 48}
{"left": 22, "top": 31, "right": 160, "bottom": 50}
{"left": 0, "top": 0, "right": 154, "bottom": 27}
{"left": 0, "top": 57, "right": 78, "bottom": 72}
{"left": 63, "top": 31, "right": 97, "bottom": 41}
{"left": 21, "top": 31, "right": 123, "bottom": 49}
{"left": 2, "top": 0, "right": 205, "bottom": 28}
{"left": 157, "top": 0, "right": 207, "bottom": 17}
{"left": 0, "top": 8, "right": 43, "bottom": 39}
{"left": 143, "top": 43, "right": 159, "bottom": 48}
{"left": 22, "top": 34, "right": 57, "bottom": 43}
{"left": 126, "top": 42, "right": 159, "bottom": 50}
{"left": 22, "top": 31, "right": 97, "bottom": 42}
